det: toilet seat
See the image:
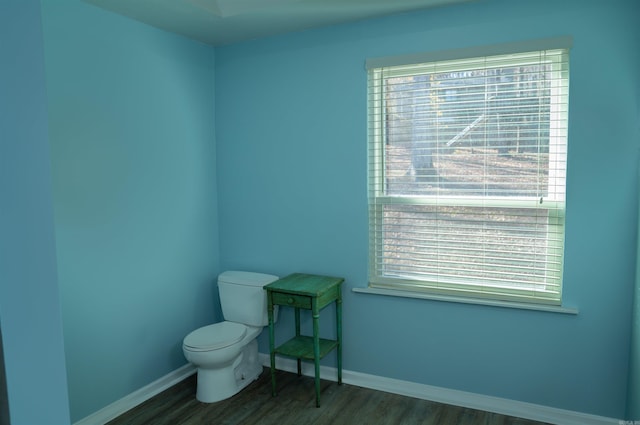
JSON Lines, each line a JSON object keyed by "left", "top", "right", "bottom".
{"left": 183, "top": 321, "right": 247, "bottom": 352}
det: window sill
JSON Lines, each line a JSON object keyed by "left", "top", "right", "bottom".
{"left": 352, "top": 286, "right": 578, "bottom": 315}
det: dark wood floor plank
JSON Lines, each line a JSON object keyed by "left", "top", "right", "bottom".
{"left": 107, "top": 367, "right": 551, "bottom": 425}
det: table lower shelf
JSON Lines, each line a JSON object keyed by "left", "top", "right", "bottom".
{"left": 274, "top": 336, "right": 338, "bottom": 360}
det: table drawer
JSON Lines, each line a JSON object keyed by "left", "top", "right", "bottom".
{"left": 271, "top": 292, "right": 312, "bottom": 309}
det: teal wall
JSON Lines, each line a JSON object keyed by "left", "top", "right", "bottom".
{"left": 216, "top": 0, "right": 640, "bottom": 419}
{"left": 0, "top": 1, "right": 71, "bottom": 424}
{"left": 631, "top": 182, "right": 640, "bottom": 419}
{"left": 0, "top": 327, "right": 8, "bottom": 425}
{"left": 41, "top": 1, "right": 219, "bottom": 421}
{"left": 629, "top": 33, "right": 640, "bottom": 418}
{"left": 630, "top": 15, "right": 640, "bottom": 416}
{"left": 4, "top": 0, "right": 638, "bottom": 421}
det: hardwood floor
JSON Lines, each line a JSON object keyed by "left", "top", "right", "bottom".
{"left": 107, "top": 367, "right": 550, "bottom": 425}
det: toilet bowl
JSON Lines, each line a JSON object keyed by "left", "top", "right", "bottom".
{"left": 182, "top": 271, "right": 279, "bottom": 403}
{"left": 183, "top": 322, "right": 263, "bottom": 403}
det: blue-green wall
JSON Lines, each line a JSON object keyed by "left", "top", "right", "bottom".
{"left": 629, "top": 40, "right": 640, "bottom": 418}
{"left": 4, "top": 0, "right": 637, "bottom": 421}
{"left": 41, "top": 1, "right": 219, "bottom": 421}
{"left": 216, "top": 0, "right": 640, "bottom": 418}
{"left": 0, "top": 1, "right": 71, "bottom": 424}
{"left": 631, "top": 181, "right": 640, "bottom": 419}
{"left": 629, "top": 14, "right": 640, "bottom": 416}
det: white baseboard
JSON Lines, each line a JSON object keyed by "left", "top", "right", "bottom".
{"left": 75, "top": 356, "right": 619, "bottom": 425}
{"left": 74, "top": 363, "right": 196, "bottom": 425}
{"left": 259, "top": 353, "right": 619, "bottom": 425}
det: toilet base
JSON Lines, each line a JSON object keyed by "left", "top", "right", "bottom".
{"left": 195, "top": 339, "right": 262, "bottom": 403}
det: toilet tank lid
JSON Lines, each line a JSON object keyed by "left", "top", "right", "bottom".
{"left": 218, "top": 271, "right": 279, "bottom": 287}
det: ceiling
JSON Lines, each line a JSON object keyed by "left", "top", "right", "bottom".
{"left": 82, "top": 0, "right": 474, "bottom": 46}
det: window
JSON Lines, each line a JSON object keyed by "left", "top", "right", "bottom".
{"left": 367, "top": 41, "right": 570, "bottom": 305}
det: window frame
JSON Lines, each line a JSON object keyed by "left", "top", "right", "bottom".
{"left": 366, "top": 40, "right": 571, "bottom": 306}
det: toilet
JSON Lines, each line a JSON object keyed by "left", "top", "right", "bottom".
{"left": 183, "top": 271, "right": 279, "bottom": 403}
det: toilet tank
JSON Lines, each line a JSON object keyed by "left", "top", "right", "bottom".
{"left": 218, "top": 271, "right": 279, "bottom": 327}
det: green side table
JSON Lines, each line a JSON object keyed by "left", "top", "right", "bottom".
{"left": 265, "top": 273, "right": 343, "bottom": 407}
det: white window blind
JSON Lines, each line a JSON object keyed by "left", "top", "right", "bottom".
{"left": 367, "top": 44, "right": 570, "bottom": 305}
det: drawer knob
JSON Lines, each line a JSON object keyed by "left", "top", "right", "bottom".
{"left": 287, "top": 297, "right": 294, "bottom": 304}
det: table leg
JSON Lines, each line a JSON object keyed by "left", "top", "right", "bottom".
{"left": 312, "top": 298, "right": 321, "bottom": 407}
{"left": 295, "top": 307, "right": 301, "bottom": 376}
{"left": 337, "top": 292, "right": 342, "bottom": 385}
{"left": 268, "top": 295, "right": 276, "bottom": 397}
